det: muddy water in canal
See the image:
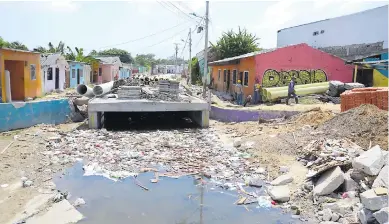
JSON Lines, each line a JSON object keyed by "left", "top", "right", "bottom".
{"left": 55, "top": 163, "right": 298, "bottom": 224}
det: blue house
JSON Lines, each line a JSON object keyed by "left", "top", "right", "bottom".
{"left": 68, "top": 61, "right": 86, "bottom": 88}
{"left": 120, "top": 63, "right": 131, "bottom": 79}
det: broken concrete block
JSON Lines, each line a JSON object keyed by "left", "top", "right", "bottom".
{"left": 233, "top": 139, "right": 242, "bottom": 147}
{"left": 314, "top": 166, "right": 345, "bottom": 196}
{"left": 319, "top": 222, "right": 339, "bottom": 224}
{"left": 322, "top": 198, "right": 360, "bottom": 215}
{"left": 343, "top": 170, "right": 359, "bottom": 192}
{"left": 352, "top": 145, "right": 384, "bottom": 176}
{"left": 358, "top": 208, "right": 375, "bottom": 224}
{"left": 271, "top": 174, "right": 294, "bottom": 186}
{"left": 323, "top": 208, "right": 332, "bottom": 221}
{"left": 267, "top": 185, "right": 290, "bottom": 202}
{"left": 373, "top": 207, "right": 389, "bottom": 224}
{"left": 360, "top": 189, "right": 388, "bottom": 211}
{"left": 383, "top": 151, "right": 388, "bottom": 165}
{"left": 331, "top": 212, "right": 340, "bottom": 222}
{"left": 373, "top": 165, "right": 388, "bottom": 189}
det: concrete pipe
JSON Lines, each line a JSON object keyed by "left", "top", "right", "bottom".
{"left": 93, "top": 81, "right": 114, "bottom": 96}
{"left": 77, "top": 84, "right": 95, "bottom": 98}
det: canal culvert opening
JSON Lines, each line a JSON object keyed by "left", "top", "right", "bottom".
{"left": 103, "top": 111, "right": 200, "bottom": 130}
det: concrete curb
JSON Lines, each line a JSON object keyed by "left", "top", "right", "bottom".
{"left": 210, "top": 105, "right": 300, "bottom": 122}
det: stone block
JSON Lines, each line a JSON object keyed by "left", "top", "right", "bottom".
{"left": 343, "top": 170, "right": 359, "bottom": 192}
{"left": 373, "top": 207, "right": 389, "bottom": 224}
{"left": 360, "top": 189, "right": 388, "bottom": 211}
{"left": 314, "top": 166, "right": 345, "bottom": 196}
{"left": 352, "top": 145, "right": 384, "bottom": 176}
{"left": 358, "top": 208, "right": 375, "bottom": 224}
{"left": 267, "top": 185, "right": 290, "bottom": 202}
{"left": 271, "top": 174, "right": 294, "bottom": 186}
{"left": 322, "top": 198, "right": 360, "bottom": 215}
{"left": 373, "top": 165, "right": 388, "bottom": 189}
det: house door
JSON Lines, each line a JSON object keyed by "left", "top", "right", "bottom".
{"left": 356, "top": 69, "right": 373, "bottom": 87}
{"left": 4, "top": 60, "right": 25, "bottom": 101}
{"left": 227, "top": 70, "right": 231, "bottom": 93}
{"left": 77, "top": 69, "right": 80, "bottom": 84}
{"left": 55, "top": 68, "right": 60, "bottom": 89}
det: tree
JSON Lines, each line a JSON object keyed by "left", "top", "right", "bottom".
{"left": 66, "top": 46, "right": 97, "bottom": 64}
{"left": 97, "top": 48, "right": 133, "bottom": 63}
{"left": 0, "top": 37, "right": 29, "bottom": 50}
{"left": 33, "top": 41, "right": 65, "bottom": 54}
{"left": 210, "top": 27, "right": 260, "bottom": 60}
{"left": 190, "top": 57, "right": 201, "bottom": 85}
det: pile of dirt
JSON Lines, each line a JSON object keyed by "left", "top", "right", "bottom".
{"left": 290, "top": 107, "right": 335, "bottom": 127}
{"left": 318, "top": 104, "right": 388, "bottom": 150}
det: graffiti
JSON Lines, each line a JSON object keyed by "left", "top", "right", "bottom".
{"left": 262, "top": 69, "right": 327, "bottom": 87}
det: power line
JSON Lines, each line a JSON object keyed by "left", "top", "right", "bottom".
{"left": 98, "top": 21, "right": 189, "bottom": 49}
{"left": 167, "top": 1, "right": 198, "bottom": 22}
{"left": 157, "top": 1, "right": 194, "bottom": 23}
{"left": 180, "top": 32, "right": 190, "bottom": 58}
{"left": 142, "top": 25, "right": 194, "bottom": 49}
{"left": 195, "top": 31, "right": 204, "bottom": 48}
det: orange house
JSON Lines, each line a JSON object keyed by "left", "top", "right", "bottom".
{"left": 209, "top": 52, "right": 258, "bottom": 98}
{"left": 0, "top": 48, "right": 42, "bottom": 102}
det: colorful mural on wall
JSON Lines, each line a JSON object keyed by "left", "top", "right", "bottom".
{"left": 262, "top": 69, "right": 328, "bottom": 87}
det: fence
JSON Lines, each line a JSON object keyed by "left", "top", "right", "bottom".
{"left": 340, "top": 87, "right": 388, "bottom": 112}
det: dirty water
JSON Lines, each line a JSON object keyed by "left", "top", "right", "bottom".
{"left": 55, "top": 163, "right": 298, "bottom": 224}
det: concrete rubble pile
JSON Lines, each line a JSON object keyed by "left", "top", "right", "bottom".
{"left": 117, "top": 86, "right": 141, "bottom": 99}
{"left": 295, "top": 139, "right": 388, "bottom": 224}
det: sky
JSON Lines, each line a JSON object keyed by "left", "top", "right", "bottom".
{"left": 0, "top": 0, "right": 387, "bottom": 59}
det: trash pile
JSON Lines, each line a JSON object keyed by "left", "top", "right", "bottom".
{"left": 295, "top": 139, "right": 388, "bottom": 223}
{"left": 45, "top": 128, "right": 263, "bottom": 186}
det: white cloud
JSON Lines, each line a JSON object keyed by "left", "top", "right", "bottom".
{"left": 256, "top": 1, "right": 296, "bottom": 30}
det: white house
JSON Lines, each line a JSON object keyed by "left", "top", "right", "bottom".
{"left": 277, "top": 5, "right": 388, "bottom": 48}
{"left": 40, "top": 54, "right": 69, "bottom": 93}
{"left": 83, "top": 64, "right": 92, "bottom": 85}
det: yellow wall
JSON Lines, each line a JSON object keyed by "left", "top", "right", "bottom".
{"left": 373, "top": 69, "right": 388, "bottom": 87}
{"left": 0, "top": 49, "right": 42, "bottom": 102}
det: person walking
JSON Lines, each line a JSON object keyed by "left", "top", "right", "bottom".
{"left": 236, "top": 80, "right": 243, "bottom": 105}
{"left": 286, "top": 76, "right": 298, "bottom": 105}
{"left": 253, "top": 79, "right": 260, "bottom": 104}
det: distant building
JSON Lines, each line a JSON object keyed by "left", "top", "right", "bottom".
{"left": 209, "top": 44, "right": 354, "bottom": 98}
{"left": 196, "top": 47, "right": 217, "bottom": 84}
{"left": 40, "top": 53, "right": 69, "bottom": 93}
{"left": 0, "top": 48, "right": 42, "bottom": 102}
{"left": 154, "top": 64, "right": 187, "bottom": 74}
{"left": 94, "top": 56, "right": 122, "bottom": 83}
{"left": 277, "top": 5, "right": 388, "bottom": 49}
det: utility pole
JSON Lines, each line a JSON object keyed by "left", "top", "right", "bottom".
{"left": 174, "top": 43, "right": 179, "bottom": 75}
{"left": 188, "top": 28, "right": 192, "bottom": 85}
{"left": 202, "top": 1, "right": 209, "bottom": 98}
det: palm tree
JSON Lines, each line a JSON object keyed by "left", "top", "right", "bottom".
{"left": 66, "top": 46, "right": 97, "bottom": 64}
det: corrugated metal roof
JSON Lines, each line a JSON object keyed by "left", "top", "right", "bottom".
{"left": 208, "top": 48, "right": 276, "bottom": 65}
{"left": 40, "top": 53, "right": 60, "bottom": 66}
{"left": 0, "top": 47, "right": 40, "bottom": 54}
{"left": 94, "top": 56, "right": 122, "bottom": 66}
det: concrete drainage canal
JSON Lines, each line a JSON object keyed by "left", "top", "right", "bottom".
{"left": 49, "top": 116, "right": 299, "bottom": 224}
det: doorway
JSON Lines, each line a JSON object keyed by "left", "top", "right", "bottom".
{"left": 77, "top": 69, "right": 80, "bottom": 84}
{"left": 4, "top": 60, "right": 25, "bottom": 101}
{"left": 356, "top": 68, "right": 373, "bottom": 87}
{"left": 55, "top": 68, "right": 60, "bottom": 89}
{"left": 227, "top": 70, "right": 231, "bottom": 93}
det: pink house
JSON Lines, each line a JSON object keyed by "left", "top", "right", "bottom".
{"left": 95, "top": 57, "right": 122, "bottom": 83}
{"left": 255, "top": 43, "right": 354, "bottom": 88}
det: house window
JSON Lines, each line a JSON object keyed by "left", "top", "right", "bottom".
{"left": 232, "top": 70, "right": 237, "bottom": 84}
{"left": 313, "top": 31, "right": 319, "bottom": 36}
{"left": 223, "top": 69, "right": 227, "bottom": 83}
{"left": 244, "top": 71, "right": 249, "bottom": 86}
{"left": 47, "top": 67, "right": 53, "bottom": 80}
{"left": 72, "top": 69, "right": 76, "bottom": 78}
{"left": 239, "top": 72, "right": 243, "bottom": 83}
{"left": 30, "top": 64, "right": 36, "bottom": 80}
{"left": 320, "top": 30, "right": 325, "bottom": 34}
{"left": 218, "top": 69, "right": 221, "bottom": 81}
